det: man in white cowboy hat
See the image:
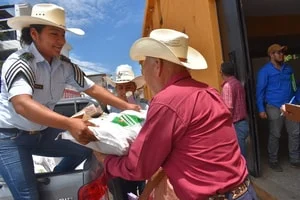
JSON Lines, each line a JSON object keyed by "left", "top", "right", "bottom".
{"left": 104, "top": 64, "right": 147, "bottom": 199}
{"left": 95, "top": 29, "right": 258, "bottom": 200}
{"left": 0, "top": 3, "right": 139, "bottom": 200}
{"left": 106, "top": 64, "right": 148, "bottom": 113}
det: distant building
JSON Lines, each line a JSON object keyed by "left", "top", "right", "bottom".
{"left": 0, "top": 4, "right": 31, "bottom": 63}
{"left": 87, "top": 74, "right": 108, "bottom": 88}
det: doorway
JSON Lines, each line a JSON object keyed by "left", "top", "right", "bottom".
{"left": 217, "top": 0, "right": 300, "bottom": 198}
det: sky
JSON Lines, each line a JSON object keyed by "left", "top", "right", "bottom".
{"left": 2, "top": 0, "right": 146, "bottom": 76}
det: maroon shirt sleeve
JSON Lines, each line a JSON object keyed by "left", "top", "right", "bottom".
{"left": 104, "top": 103, "right": 182, "bottom": 180}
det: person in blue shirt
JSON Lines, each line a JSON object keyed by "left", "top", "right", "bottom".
{"left": 0, "top": 3, "right": 139, "bottom": 200}
{"left": 256, "top": 44, "right": 300, "bottom": 172}
{"left": 105, "top": 64, "right": 147, "bottom": 200}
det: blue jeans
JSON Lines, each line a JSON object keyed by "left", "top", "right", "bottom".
{"left": 108, "top": 177, "right": 145, "bottom": 200}
{"left": 227, "top": 184, "right": 258, "bottom": 200}
{"left": 234, "top": 120, "right": 249, "bottom": 158}
{"left": 266, "top": 104, "right": 300, "bottom": 163}
{"left": 0, "top": 127, "right": 92, "bottom": 200}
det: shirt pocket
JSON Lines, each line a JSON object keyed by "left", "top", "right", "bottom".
{"left": 268, "top": 72, "right": 281, "bottom": 89}
{"left": 51, "top": 79, "right": 66, "bottom": 102}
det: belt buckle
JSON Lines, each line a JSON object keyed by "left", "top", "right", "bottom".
{"left": 231, "top": 178, "right": 249, "bottom": 199}
{"left": 28, "top": 131, "right": 40, "bottom": 135}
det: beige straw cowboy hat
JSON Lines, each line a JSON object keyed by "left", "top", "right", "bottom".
{"left": 105, "top": 64, "right": 145, "bottom": 89}
{"left": 7, "top": 3, "right": 84, "bottom": 35}
{"left": 130, "top": 29, "right": 207, "bottom": 70}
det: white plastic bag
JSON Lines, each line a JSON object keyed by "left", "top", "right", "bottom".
{"left": 60, "top": 110, "right": 147, "bottom": 156}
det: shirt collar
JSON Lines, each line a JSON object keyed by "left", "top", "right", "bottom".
{"left": 269, "top": 61, "right": 286, "bottom": 69}
{"left": 164, "top": 70, "right": 191, "bottom": 88}
{"left": 221, "top": 76, "right": 235, "bottom": 87}
{"left": 28, "top": 43, "right": 61, "bottom": 66}
{"left": 28, "top": 43, "right": 45, "bottom": 63}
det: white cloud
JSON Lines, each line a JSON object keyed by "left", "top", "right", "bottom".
{"left": 6, "top": 0, "right": 143, "bottom": 30}
{"left": 106, "top": 35, "right": 115, "bottom": 41}
{"left": 6, "top": 0, "right": 112, "bottom": 27}
{"left": 69, "top": 53, "right": 111, "bottom": 75}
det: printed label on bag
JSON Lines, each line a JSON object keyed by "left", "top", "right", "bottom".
{"left": 111, "top": 114, "right": 144, "bottom": 127}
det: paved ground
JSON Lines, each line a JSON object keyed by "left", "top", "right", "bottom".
{"left": 251, "top": 143, "right": 300, "bottom": 200}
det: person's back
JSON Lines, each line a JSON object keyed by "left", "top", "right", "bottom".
{"left": 99, "top": 28, "right": 257, "bottom": 200}
{"left": 154, "top": 73, "right": 247, "bottom": 198}
{"left": 223, "top": 77, "right": 247, "bottom": 122}
{"left": 220, "top": 62, "right": 249, "bottom": 157}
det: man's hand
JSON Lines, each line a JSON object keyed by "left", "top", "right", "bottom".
{"left": 259, "top": 112, "right": 267, "bottom": 119}
{"left": 67, "top": 118, "right": 98, "bottom": 144}
{"left": 280, "top": 104, "right": 291, "bottom": 117}
{"left": 93, "top": 151, "right": 107, "bottom": 163}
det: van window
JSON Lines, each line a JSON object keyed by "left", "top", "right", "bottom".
{"left": 54, "top": 103, "right": 76, "bottom": 117}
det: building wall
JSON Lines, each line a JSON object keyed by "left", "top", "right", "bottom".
{"left": 142, "top": 0, "right": 223, "bottom": 99}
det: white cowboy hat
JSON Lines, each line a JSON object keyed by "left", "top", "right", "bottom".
{"left": 105, "top": 64, "right": 145, "bottom": 89}
{"left": 130, "top": 29, "right": 207, "bottom": 70}
{"left": 7, "top": 3, "right": 84, "bottom": 35}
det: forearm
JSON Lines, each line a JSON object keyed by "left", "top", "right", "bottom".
{"left": 12, "top": 95, "right": 71, "bottom": 130}
{"left": 85, "top": 85, "right": 128, "bottom": 110}
{"left": 139, "top": 168, "right": 165, "bottom": 200}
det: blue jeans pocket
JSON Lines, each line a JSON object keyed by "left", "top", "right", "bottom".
{"left": 0, "top": 129, "right": 22, "bottom": 140}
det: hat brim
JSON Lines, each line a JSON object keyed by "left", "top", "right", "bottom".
{"left": 7, "top": 16, "right": 84, "bottom": 35}
{"left": 130, "top": 37, "right": 207, "bottom": 70}
{"left": 280, "top": 46, "right": 288, "bottom": 51}
{"left": 104, "top": 75, "right": 145, "bottom": 89}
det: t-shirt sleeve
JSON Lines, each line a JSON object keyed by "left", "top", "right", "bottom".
{"left": 2, "top": 57, "right": 33, "bottom": 100}
{"left": 63, "top": 62, "right": 95, "bottom": 91}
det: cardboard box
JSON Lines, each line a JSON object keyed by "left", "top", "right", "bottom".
{"left": 71, "top": 104, "right": 103, "bottom": 121}
{"left": 284, "top": 103, "right": 300, "bottom": 122}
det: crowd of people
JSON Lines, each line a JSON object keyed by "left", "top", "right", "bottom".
{"left": 3, "top": 2, "right": 300, "bottom": 200}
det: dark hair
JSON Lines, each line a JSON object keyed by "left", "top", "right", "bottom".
{"left": 20, "top": 24, "right": 46, "bottom": 47}
{"left": 221, "top": 62, "right": 235, "bottom": 76}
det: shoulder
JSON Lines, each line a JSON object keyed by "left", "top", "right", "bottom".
{"left": 19, "top": 52, "right": 35, "bottom": 61}
{"left": 3, "top": 50, "right": 35, "bottom": 71}
{"left": 261, "top": 62, "right": 271, "bottom": 69}
{"left": 283, "top": 63, "right": 293, "bottom": 70}
{"left": 59, "top": 55, "right": 84, "bottom": 73}
{"left": 258, "top": 62, "right": 271, "bottom": 74}
{"left": 2, "top": 50, "right": 36, "bottom": 90}
{"left": 59, "top": 55, "right": 75, "bottom": 68}
{"left": 59, "top": 55, "right": 72, "bottom": 64}
{"left": 59, "top": 55, "right": 85, "bottom": 75}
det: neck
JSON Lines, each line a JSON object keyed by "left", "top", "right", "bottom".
{"left": 158, "top": 63, "right": 187, "bottom": 92}
{"left": 271, "top": 60, "right": 282, "bottom": 69}
{"left": 223, "top": 75, "right": 232, "bottom": 81}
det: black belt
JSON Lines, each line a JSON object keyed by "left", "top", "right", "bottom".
{"left": 0, "top": 128, "right": 40, "bottom": 135}
{"left": 209, "top": 178, "right": 250, "bottom": 200}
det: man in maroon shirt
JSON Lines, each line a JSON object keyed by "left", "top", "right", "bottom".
{"left": 95, "top": 29, "right": 257, "bottom": 200}
{"left": 220, "top": 62, "right": 249, "bottom": 158}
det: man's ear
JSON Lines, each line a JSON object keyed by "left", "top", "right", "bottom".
{"left": 154, "top": 58, "right": 164, "bottom": 77}
{"left": 132, "top": 82, "right": 137, "bottom": 91}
